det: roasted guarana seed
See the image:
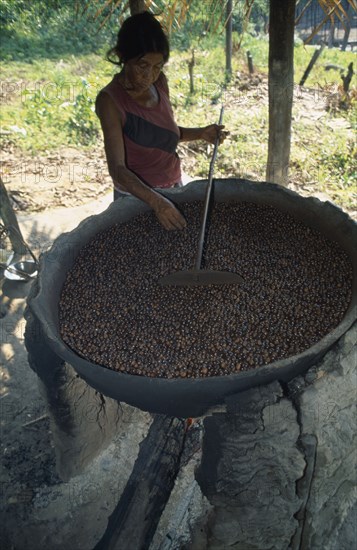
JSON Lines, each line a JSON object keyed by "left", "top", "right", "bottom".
{"left": 59, "top": 202, "right": 353, "bottom": 379}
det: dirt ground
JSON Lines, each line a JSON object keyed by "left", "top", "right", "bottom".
{"left": 0, "top": 143, "right": 113, "bottom": 212}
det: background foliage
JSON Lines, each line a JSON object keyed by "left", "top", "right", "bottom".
{"left": 0, "top": 0, "right": 356, "bottom": 212}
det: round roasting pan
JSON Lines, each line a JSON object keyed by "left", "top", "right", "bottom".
{"left": 27, "top": 179, "right": 357, "bottom": 418}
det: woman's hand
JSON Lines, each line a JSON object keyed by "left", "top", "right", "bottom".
{"left": 153, "top": 195, "right": 187, "bottom": 231}
{"left": 200, "top": 124, "right": 228, "bottom": 145}
{"left": 178, "top": 125, "right": 229, "bottom": 144}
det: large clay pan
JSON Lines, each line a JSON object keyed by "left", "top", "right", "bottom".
{"left": 28, "top": 179, "right": 357, "bottom": 417}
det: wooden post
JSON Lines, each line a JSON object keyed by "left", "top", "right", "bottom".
{"left": 299, "top": 42, "right": 326, "bottom": 86}
{"left": 247, "top": 50, "right": 254, "bottom": 74}
{"left": 266, "top": 0, "right": 296, "bottom": 186}
{"left": 94, "top": 415, "right": 187, "bottom": 550}
{"left": 225, "top": 0, "right": 233, "bottom": 81}
{"left": 342, "top": 62, "right": 354, "bottom": 93}
{"left": 188, "top": 49, "right": 195, "bottom": 94}
{"left": 0, "top": 175, "right": 25, "bottom": 254}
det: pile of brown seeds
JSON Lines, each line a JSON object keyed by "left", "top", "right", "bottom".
{"left": 59, "top": 201, "right": 353, "bottom": 378}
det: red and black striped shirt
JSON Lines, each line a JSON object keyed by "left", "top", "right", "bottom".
{"left": 97, "top": 72, "right": 182, "bottom": 189}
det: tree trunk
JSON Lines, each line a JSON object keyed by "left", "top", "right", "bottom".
{"left": 225, "top": 0, "right": 233, "bottom": 81}
{"left": 266, "top": 0, "right": 296, "bottom": 186}
{"left": 129, "top": 0, "right": 146, "bottom": 15}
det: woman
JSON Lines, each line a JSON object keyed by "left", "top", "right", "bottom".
{"left": 96, "top": 11, "right": 226, "bottom": 231}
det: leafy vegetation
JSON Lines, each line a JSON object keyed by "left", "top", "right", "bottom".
{"left": 0, "top": 1, "right": 356, "bottom": 213}
{"left": 0, "top": 0, "right": 120, "bottom": 61}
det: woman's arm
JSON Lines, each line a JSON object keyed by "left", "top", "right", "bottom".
{"left": 178, "top": 124, "right": 227, "bottom": 144}
{"left": 159, "top": 72, "right": 226, "bottom": 146}
{"left": 96, "top": 92, "right": 186, "bottom": 231}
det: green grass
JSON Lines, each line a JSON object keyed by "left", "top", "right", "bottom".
{"left": 0, "top": 50, "right": 116, "bottom": 152}
{"left": 1, "top": 33, "right": 356, "bottom": 212}
{"left": 294, "top": 43, "right": 356, "bottom": 87}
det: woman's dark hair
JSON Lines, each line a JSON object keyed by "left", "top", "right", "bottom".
{"left": 107, "top": 12, "right": 169, "bottom": 66}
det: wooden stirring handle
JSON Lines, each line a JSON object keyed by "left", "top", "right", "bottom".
{"left": 194, "top": 106, "right": 224, "bottom": 271}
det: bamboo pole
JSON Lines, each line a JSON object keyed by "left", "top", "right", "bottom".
{"left": 299, "top": 42, "right": 326, "bottom": 86}
{"left": 0, "top": 176, "right": 25, "bottom": 254}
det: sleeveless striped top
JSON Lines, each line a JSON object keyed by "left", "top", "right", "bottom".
{"left": 97, "top": 72, "right": 181, "bottom": 189}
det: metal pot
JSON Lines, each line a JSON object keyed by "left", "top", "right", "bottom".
{"left": 27, "top": 179, "right": 357, "bottom": 417}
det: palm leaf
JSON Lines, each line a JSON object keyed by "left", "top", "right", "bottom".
{"left": 96, "top": 0, "right": 129, "bottom": 31}
{"left": 81, "top": 0, "right": 356, "bottom": 39}
{"left": 93, "top": 0, "right": 116, "bottom": 20}
{"left": 319, "top": 0, "right": 350, "bottom": 20}
{"left": 295, "top": 0, "right": 314, "bottom": 26}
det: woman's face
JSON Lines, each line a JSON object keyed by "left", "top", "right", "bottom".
{"left": 124, "top": 52, "right": 165, "bottom": 91}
